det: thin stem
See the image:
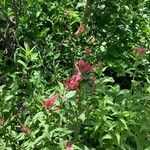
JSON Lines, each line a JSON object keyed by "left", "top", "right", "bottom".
{"left": 130, "top": 58, "right": 139, "bottom": 94}
{"left": 74, "top": 84, "right": 85, "bottom": 140}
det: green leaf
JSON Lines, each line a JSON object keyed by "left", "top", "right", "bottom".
{"left": 0, "top": 139, "right": 6, "bottom": 150}
{"left": 17, "top": 60, "right": 27, "bottom": 69}
{"left": 134, "top": 136, "right": 143, "bottom": 150}
{"left": 140, "top": 118, "right": 150, "bottom": 131}
{"left": 54, "top": 53, "right": 60, "bottom": 59}
{"left": 102, "top": 77, "right": 115, "bottom": 83}
{"left": 57, "top": 81, "right": 65, "bottom": 94}
{"left": 84, "top": 146, "right": 90, "bottom": 150}
{"left": 65, "top": 91, "right": 76, "bottom": 99}
{"left": 102, "top": 41, "right": 107, "bottom": 46}
{"left": 33, "top": 135, "right": 45, "bottom": 145}
{"left": 102, "top": 134, "right": 112, "bottom": 140}
{"left": 116, "top": 133, "right": 120, "bottom": 145}
{"left": 24, "top": 42, "right": 30, "bottom": 53}
{"left": 120, "top": 118, "right": 129, "bottom": 130}
{"left": 31, "top": 53, "right": 38, "bottom": 61}
{"left": 144, "top": 146, "right": 150, "bottom": 150}
{"left": 33, "top": 112, "right": 44, "bottom": 123}
{"left": 36, "top": 11, "right": 41, "bottom": 18}
{"left": 78, "top": 113, "right": 85, "bottom": 122}
{"left": 147, "top": 86, "right": 150, "bottom": 93}
{"left": 76, "top": 2, "right": 86, "bottom": 8}
{"left": 100, "top": 45, "right": 106, "bottom": 52}
{"left": 0, "top": 85, "right": 5, "bottom": 96}
{"left": 5, "top": 95, "right": 13, "bottom": 101}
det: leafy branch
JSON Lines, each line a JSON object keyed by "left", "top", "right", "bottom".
{"left": 0, "top": 0, "right": 20, "bottom": 53}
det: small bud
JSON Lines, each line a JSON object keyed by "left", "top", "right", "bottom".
{"left": 91, "top": 77, "right": 96, "bottom": 82}
{"left": 21, "top": 125, "right": 30, "bottom": 134}
{"left": 85, "top": 48, "right": 92, "bottom": 56}
{"left": 91, "top": 77, "right": 99, "bottom": 84}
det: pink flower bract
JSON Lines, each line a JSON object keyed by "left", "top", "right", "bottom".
{"left": 76, "top": 60, "right": 93, "bottom": 74}
{"left": 64, "top": 73, "right": 81, "bottom": 90}
{"left": 21, "top": 125, "right": 29, "bottom": 134}
{"left": 66, "top": 139, "right": 73, "bottom": 150}
{"left": 75, "top": 23, "right": 85, "bottom": 36}
{"left": 135, "top": 47, "right": 147, "bottom": 55}
{"left": 43, "top": 94, "right": 59, "bottom": 108}
{"left": 85, "top": 48, "right": 92, "bottom": 56}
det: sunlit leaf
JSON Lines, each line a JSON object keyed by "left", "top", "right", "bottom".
{"left": 65, "top": 91, "right": 76, "bottom": 99}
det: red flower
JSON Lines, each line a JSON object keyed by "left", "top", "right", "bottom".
{"left": 75, "top": 23, "right": 85, "bottom": 36}
{"left": 76, "top": 60, "right": 93, "bottom": 74}
{"left": 85, "top": 48, "right": 92, "bottom": 56}
{"left": 66, "top": 139, "right": 73, "bottom": 150}
{"left": 21, "top": 125, "right": 29, "bottom": 134}
{"left": 135, "top": 47, "right": 147, "bottom": 55}
{"left": 64, "top": 73, "right": 81, "bottom": 90}
{"left": 43, "top": 94, "right": 59, "bottom": 108}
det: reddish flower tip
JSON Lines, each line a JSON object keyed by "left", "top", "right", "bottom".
{"left": 66, "top": 139, "right": 73, "bottom": 150}
{"left": 85, "top": 48, "right": 92, "bottom": 56}
{"left": 43, "top": 94, "right": 59, "bottom": 108}
{"left": 75, "top": 23, "right": 86, "bottom": 36}
{"left": 21, "top": 125, "right": 29, "bottom": 134}
{"left": 91, "top": 77, "right": 99, "bottom": 84}
{"left": 91, "top": 77, "right": 97, "bottom": 82}
{"left": 135, "top": 47, "right": 147, "bottom": 55}
{"left": 76, "top": 60, "right": 93, "bottom": 74}
{"left": 64, "top": 73, "right": 81, "bottom": 90}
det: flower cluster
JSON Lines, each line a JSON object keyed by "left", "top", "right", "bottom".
{"left": 42, "top": 60, "right": 93, "bottom": 108}
{"left": 43, "top": 94, "right": 59, "bottom": 108}
{"left": 64, "top": 72, "right": 81, "bottom": 90}
{"left": 64, "top": 60, "right": 93, "bottom": 91}
{"left": 75, "top": 60, "right": 93, "bottom": 74}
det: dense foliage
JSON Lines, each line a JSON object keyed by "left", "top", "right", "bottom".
{"left": 0, "top": 0, "right": 150, "bottom": 149}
